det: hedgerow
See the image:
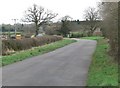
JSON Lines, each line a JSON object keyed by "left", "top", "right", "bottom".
{"left": 2, "top": 35, "right": 63, "bottom": 55}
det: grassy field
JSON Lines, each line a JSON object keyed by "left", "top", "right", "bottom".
{"left": 81, "top": 36, "right": 104, "bottom": 41}
{"left": 86, "top": 37, "right": 118, "bottom": 86}
{"left": 2, "top": 32, "right": 21, "bottom": 35}
{"left": 2, "top": 39, "right": 76, "bottom": 66}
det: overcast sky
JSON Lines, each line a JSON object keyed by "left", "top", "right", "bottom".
{"left": 0, "top": 0, "right": 100, "bottom": 24}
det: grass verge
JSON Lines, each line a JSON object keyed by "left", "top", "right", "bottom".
{"left": 2, "top": 39, "right": 76, "bottom": 66}
{"left": 86, "top": 38, "right": 118, "bottom": 86}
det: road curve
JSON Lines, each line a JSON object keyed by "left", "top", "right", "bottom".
{"left": 2, "top": 39, "right": 97, "bottom": 86}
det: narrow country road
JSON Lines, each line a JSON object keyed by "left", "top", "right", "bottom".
{"left": 2, "top": 39, "right": 97, "bottom": 86}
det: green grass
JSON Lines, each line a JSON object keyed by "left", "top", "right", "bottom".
{"left": 87, "top": 38, "right": 118, "bottom": 86}
{"left": 81, "top": 36, "right": 104, "bottom": 41}
{"left": 2, "top": 39, "right": 76, "bottom": 66}
{"left": 2, "top": 32, "right": 21, "bottom": 35}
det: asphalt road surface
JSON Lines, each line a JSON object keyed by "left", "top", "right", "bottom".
{"left": 2, "top": 39, "right": 97, "bottom": 86}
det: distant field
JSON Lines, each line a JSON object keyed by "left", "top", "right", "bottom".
{"left": 2, "top": 32, "right": 22, "bottom": 35}
{"left": 81, "top": 36, "right": 104, "bottom": 40}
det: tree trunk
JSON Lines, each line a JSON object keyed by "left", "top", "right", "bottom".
{"left": 35, "top": 24, "right": 39, "bottom": 37}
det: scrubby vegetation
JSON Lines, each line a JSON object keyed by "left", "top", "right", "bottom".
{"left": 2, "top": 39, "right": 76, "bottom": 66}
{"left": 2, "top": 35, "right": 63, "bottom": 55}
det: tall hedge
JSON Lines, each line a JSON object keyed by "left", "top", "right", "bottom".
{"left": 2, "top": 35, "right": 63, "bottom": 55}
{"left": 99, "top": 2, "right": 118, "bottom": 60}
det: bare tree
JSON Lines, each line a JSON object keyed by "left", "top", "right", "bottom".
{"left": 23, "top": 4, "right": 58, "bottom": 36}
{"left": 61, "top": 15, "right": 73, "bottom": 21}
{"left": 57, "top": 15, "right": 73, "bottom": 37}
{"left": 83, "top": 7, "right": 100, "bottom": 36}
{"left": 84, "top": 7, "right": 99, "bottom": 21}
